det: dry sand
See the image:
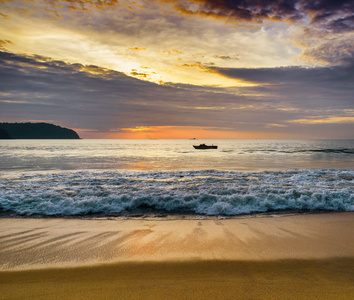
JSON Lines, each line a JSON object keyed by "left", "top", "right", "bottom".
{"left": 1, "top": 212, "right": 354, "bottom": 299}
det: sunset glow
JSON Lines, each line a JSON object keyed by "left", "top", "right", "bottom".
{"left": 74, "top": 126, "right": 307, "bottom": 140}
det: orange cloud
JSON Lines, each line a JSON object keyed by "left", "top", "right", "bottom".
{"left": 0, "top": 13, "right": 10, "bottom": 20}
{"left": 0, "top": 39, "right": 12, "bottom": 49}
{"left": 131, "top": 2, "right": 144, "bottom": 10}
{"left": 172, "top": 49, "right": 183, "bottom": 54}
{"left": 180, "top": 61, "right": 215, "bottom": 70}
{"left": 160, "top": 49, "right": 183, "bottom": 55}
{"left": 129, "top": 47, "right": 147, "bottom": 51}
{"left": 130, "top": 70, "right": 148, "bottom": 77}
{"left": 121, "top": 126, "right": 155, "bottom": 132}
{"left": 289, "top": 117, "right": 354, "bottom": 124}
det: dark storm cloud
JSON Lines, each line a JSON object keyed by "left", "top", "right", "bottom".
{"left": 327, "top": 15, "right": 354, "bottom": 32}
{"left": 172, "top": 0, "right": 303, "bottom": 22}
{"left": 166, "top": 0, "right": 354, "bottom": 32}
{"left": 303, "top": 0, "right": 353, "bottom": 21}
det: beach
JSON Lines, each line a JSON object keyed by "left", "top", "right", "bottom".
{"left": 1, "top": 212, "right": 354, "bottom": 299}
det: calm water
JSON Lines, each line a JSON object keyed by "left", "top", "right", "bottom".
{"left": 0, "top": 139, "right": 353, "bottom": 217}
{"left": 1, "top": 139, "right": 353, "bottom": 172}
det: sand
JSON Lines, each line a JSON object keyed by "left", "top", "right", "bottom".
{"left": 1, "top": 212, "right": 354, "bottom": 299}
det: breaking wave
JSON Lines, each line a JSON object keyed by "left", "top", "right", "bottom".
{"left": 0, "top": 169, "right": 353, "bottom": 217}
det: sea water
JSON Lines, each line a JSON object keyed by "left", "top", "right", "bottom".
{"left": 0, "top": 139, "right": 353, "bottom": 218}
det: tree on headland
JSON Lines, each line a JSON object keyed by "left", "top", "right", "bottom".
{"left": 0, "top": 128, "right": 12, "bottom": 139}
{"left": 0, "top": 122, "right": 80, "bottom": 139}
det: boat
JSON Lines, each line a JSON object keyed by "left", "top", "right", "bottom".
{"left": 193, "top": 143, "right": 218, "bottom": 149}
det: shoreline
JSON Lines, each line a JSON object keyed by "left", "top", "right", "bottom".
{"left": 1, "top": 212, "right": 353, "bottom": 270}
{"left": 0, "top": 209, "right": 349, "bottom": 221}
{"left": 1, "top": 212, "right": 353, "bottom": 299}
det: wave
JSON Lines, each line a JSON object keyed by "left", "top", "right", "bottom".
{"left": 243, "top": 148, "right": 354, "bottom": 154}
{"left": 295, "top": 148, "right": 354, "bottom": 154}
{"left": 0, "top": 169, "right": 353, "bottom": 217}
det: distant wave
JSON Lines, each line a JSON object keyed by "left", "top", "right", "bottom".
{"left": 0, "top": 170, "right": 353, "bottom": 217}
{"left": 299, "top": 148, "right": 354, "bottom": 154}
{"left": 242, "top": 148, "right": 354, "bottom": 154}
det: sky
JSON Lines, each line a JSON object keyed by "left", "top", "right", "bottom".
{"left": 0, "top": 0, "right": 353, "bottom": 139}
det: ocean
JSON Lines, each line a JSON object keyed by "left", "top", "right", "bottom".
{"left": 0, "top": 139, "right": 353, "bottom": 218}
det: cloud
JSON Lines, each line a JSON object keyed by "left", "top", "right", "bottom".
{"left": 161, "top": 0, "right": 354, "bottom": 31}
{"left": 3, "top": 0, "right": 353, "bottom": 70}
{"left": 212, "top": 55, "right": 238, "bottom": 60}
{"left": 130, "top": 70, "right": 148, "bottom": 77}
{"left": 129, "top": 47, "right": 146, "bottom": 51}
{"left": 303, "top": 0, "right": 354, "bottom": 28}
{"left": 43, "top": 0, "right": 122, "bottom": 12}
{"left": 0, "top": 12, "right": 10, "bottom": 20}
{"left": 212, "top": 63, "right": 354, "bottom": 113}
{"left": 119, "top": 126, "right": 160, "bottom": 133}
{"left": 0, "top": 50, "right": 257, "bottom": 133}
{"left": 0, "top": 39, "right": 12, "bottom": 49}
{"left": 5, "top": 0, "right": 354, "bottom": 32}
{"left": 0, "top": 0, "right": 317, "bottom": 88}
{"left": 297, "top": 29, "right": 354, "bottom": 65}
{"left": 1, "top": 44, "right": 353, "bottom": 138}
{"left": 289, "top": 116, "right": 354, "bottom": 124}
{"left": 180, "top": 61, "right": 214, "bottom": 70}
{"left": 326, "top": 14, "right": 354, "bottom": 32}
{"left": 158, "top": 0, "right": 354, "bottom": 67}
{"left": 213, "top": 63, "right": 354, "bottom": 85}
{"left": 194, "top": 62, "right": 354, "bottom": 137}
{"left": 169, "top": 0, "right": 303, "bottom": 23}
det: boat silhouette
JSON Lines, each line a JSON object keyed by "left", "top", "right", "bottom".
{"left": 193, "top": 143, "right": 218, "bottom": 149}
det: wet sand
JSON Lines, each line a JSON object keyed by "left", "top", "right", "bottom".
{"left": 1, "top": 212, "right": 354, "bottom": 299}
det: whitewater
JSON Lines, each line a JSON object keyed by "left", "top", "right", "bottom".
{"left": 0, "top": 169, "right": 353, "bottom": 217}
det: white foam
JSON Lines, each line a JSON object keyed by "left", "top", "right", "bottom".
{"left": 0, "top": 169, "right": 353, "bottom": 217}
